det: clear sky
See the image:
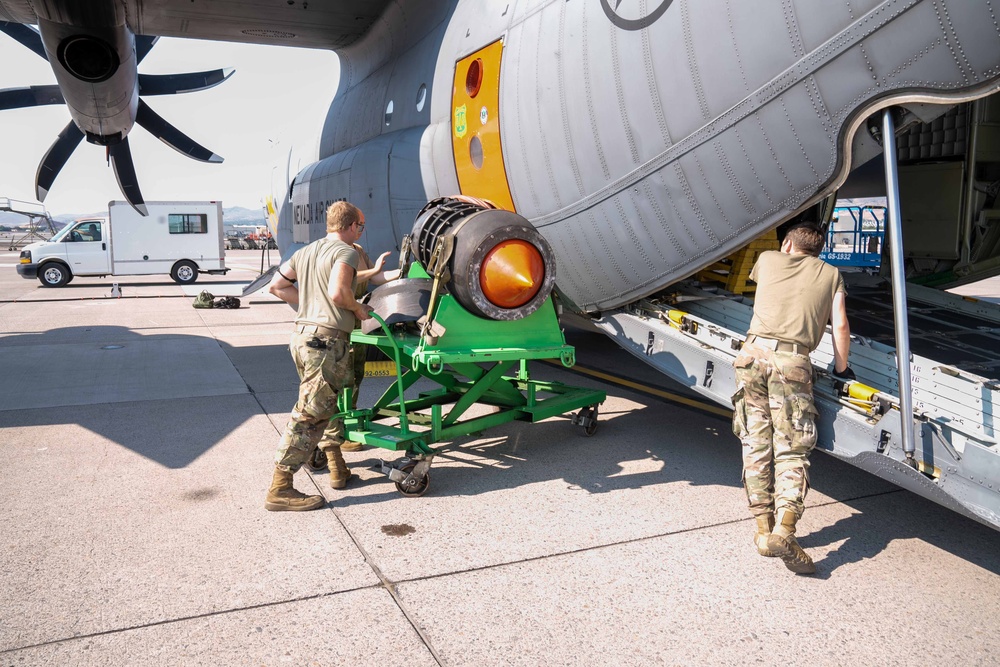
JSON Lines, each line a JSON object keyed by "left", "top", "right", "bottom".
{"left": 0, "top": 33, "right": 338, "bottom": 216}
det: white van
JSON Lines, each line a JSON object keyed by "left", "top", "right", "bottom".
{"left": 17, "top": 201, "right": 228, "bottom": 287}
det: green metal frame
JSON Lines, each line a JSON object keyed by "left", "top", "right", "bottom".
{"left": 337, "top": 263, "right": 606, "bottom": 456}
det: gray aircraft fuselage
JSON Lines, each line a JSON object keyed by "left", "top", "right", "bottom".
{"left": 278, "top": 0, "right": 1000, "bottom": 313}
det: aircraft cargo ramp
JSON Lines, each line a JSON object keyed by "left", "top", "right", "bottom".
{"left": 593, "top": 276, "right": 1000, "bottom": 532}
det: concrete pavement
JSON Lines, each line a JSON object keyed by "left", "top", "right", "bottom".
{"left": 1, "top": 250, "right": 998, "bottom": 666}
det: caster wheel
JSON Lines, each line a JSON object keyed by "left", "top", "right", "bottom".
{"left": 306, "top": 448, "right": 328, "bottom": 471}
{"left": 577, "top": 404, "right": 599, "bottom": 436}
{"left": 395, "top": 461, "right": 430, "bottom": 497}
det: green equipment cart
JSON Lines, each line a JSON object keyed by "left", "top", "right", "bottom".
{"left": 336, "top": 261, "right": 606, "bottom": 497}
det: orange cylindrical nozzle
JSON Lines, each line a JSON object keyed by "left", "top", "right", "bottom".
{"left": 479, "top": 239, "right": 545, "bottom": 308}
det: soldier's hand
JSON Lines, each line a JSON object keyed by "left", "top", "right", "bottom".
{"left": 373, "top": 251, "right": 392, "bottom": 272}
{"left": 355, "top": 303, "right": 375, "bottom": 321}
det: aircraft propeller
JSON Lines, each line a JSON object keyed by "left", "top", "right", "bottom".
{"left": 0, "top": 22, "right": 232, "bottom": 215}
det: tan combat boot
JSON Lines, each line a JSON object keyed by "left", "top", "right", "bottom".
{"left": 753, "top": 513, "right": 779, "bottom": 557}
{"left": 340, "top": 440, "right": 365, "bottom": 452}
{"left": 264, "top": 468, "right": 325, "bottom": 512}
{"left": 765, "top": 511, "right": 815, "bottom": 574}
{"left": 325, "top": 446, "right": 354, "bottom": 490}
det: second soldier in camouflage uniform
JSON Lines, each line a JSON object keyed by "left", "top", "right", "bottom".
{"left": 335, "top": 243, "right": 399, "bottom": 454}
{"left": 732, "top": 224, "right": 853, "bottom": 574}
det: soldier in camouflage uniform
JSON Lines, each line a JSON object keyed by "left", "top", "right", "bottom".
{"left": 263, "top": 201, "right": 375, "bottom": 512}
{"left": 732, "top": 224, "right": 853, "bottom": 573}
{"left": 336, "top": 243, "right": 399, "bottom": 453}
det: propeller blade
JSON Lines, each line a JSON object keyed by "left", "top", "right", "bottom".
{"left": 35, "top": 121, "right": 84, "bottom": 201}
{"left": 108, "top": 138, "right": 148, "bottom": 216}
{"left": 138, "top": 68, "right": 235, "bottom": 96}
{"left": 0, "top": 85, "right": 64, "bottom": 111}
{"left": 135, "top": 99, "right": 223, "bottom": 163}
{"left": 135, "top": 35, "right": 159, "bottom": 64}
{"left": 0, "top": 21, "right": 48, "bottom": 60}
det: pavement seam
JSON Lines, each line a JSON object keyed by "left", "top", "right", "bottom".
{"left": 222, "top": 325, "right": 444, "bottom": 663}
{"left": 1, "top": 294, "right": 190, "bottom": 304}
{"left": 0, "top": 295, "right": 289, "bottom": 305}
{"left": 0, "top": 488, "right": 902, "bottom": 656}
{"left": 0, "top": 585, "right": 384, "bottom": 656}
{"left": 381, "top": 488, "right": 906, "bottom": 587}
{"left": 314, "top": 482, "right": 448, "bottom": 667}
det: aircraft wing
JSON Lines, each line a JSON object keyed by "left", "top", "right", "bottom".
{"left": 2, "top": 0, "right": 392, "bottom": 50}
{"left": 128, "top": 0, "right": 392, "bottom": 49}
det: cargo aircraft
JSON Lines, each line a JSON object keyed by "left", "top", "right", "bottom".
{"left": 3, "top": 0, "right": 1000, "bottom": 530}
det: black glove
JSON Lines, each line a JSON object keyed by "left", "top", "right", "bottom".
{"left": 832, "top": 366, "right": 856, "bottom": 382}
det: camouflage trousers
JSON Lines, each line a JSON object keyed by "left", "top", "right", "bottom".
{"left": 732, "top": 343, "right": 819, "bottom": 519}
{"left": 274, "top": 331, "right": 352, "bottom": 473}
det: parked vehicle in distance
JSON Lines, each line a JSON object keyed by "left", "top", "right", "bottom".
{"left": 819, "top": 204, "right": 886, "bottom": 269}
{"left": 17, "top": 201, "right": 228, "bottom": 287}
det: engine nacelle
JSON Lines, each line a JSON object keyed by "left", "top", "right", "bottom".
{"left": 410, "top": 197, "right": 556, "bottom": 321}
{"left": 37, "top": 17, "right": 138, "bottom": 144}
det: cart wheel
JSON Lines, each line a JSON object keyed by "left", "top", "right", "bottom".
{"left": 306, "top": 448, "right": 328, "bottom": 471}
{"left": 395, "top": 462, "right": 430, "bottom": 497}
{"left": 577, "top": 404, "right": 599, "bottom": 437}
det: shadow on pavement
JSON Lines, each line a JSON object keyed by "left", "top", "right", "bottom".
{"left": 3, "top": 322, "right": 998, "bottom": 578}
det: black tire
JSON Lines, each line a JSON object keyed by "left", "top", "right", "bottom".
{"left": 38, "top": 262, "right": 71, "bottom": 287}
{"left": 171, "top": 260, "right": 198, "bottom": 285}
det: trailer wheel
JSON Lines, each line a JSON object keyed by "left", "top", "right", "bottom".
{"left": 171, "top": 260, "right": 198, "bottom": 284}
{"left": 395, "top": 461, "right": 430, "bottom": 497}
{"left": 38, "top": 262, "right": 71, "bottom": 287}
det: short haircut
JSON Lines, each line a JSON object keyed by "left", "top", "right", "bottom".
{"left": 326, "top": 201, "right": 362, "bottom": 233}
{"left": 786, "top": 224, "right": 825, "bottom": 257}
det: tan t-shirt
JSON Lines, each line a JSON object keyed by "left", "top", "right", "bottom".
{"left": 288, "top": 237, "right": 359, "bottom": 333}
{"left": 748, "top": 250, "right": 845, "bottom": 351}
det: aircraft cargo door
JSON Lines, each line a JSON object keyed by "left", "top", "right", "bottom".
{"left": 452, "top": 40, "right": 515, "bottom": 211}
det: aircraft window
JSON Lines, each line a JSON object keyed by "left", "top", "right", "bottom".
{"left": 385, "top": 100, "right": 394, "bottom": 126}
{"left": 470, "top": 135, "right": 484, "bottom": 169}
{"left": 466, "top": 59, "right": 483, "bottom": 98}
{"left": 416, "top": 84, "right": 427, "bottom": 112}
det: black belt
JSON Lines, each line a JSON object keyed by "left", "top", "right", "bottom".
{"left": 295, "top": 324, "right": 350, "bottom": 340}
{"left": 746, "top": 335, "right": 810, "bottom": 356}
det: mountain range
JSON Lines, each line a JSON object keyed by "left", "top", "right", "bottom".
{"left": 0, "top": 205, "right": 266, "bottom": 229}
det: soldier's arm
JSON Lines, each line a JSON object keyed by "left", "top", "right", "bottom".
{"left": 356, "top": 251, "right": 388, "bottom": 282}
{"left": 356, "top": 252, "right": 401, "bottom": 286}
{"left": 830, "top": 291, "right": 851, "bottom": 373}
{"left": 369, "top": 267, "right": 401, "bottom": 286}
{"left": 329, "top": 261, "right": 373, "bottom": 320}
{"left": 268, "top": 261, "right": 299, "bottom": 308}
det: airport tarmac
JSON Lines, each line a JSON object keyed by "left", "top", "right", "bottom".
{"left": 1, "top": 249, "right": 998, "bottom": 666}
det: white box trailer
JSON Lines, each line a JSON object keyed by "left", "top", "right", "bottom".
{"left": 17, "top": 201, "right": 228, "bottom": 287}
